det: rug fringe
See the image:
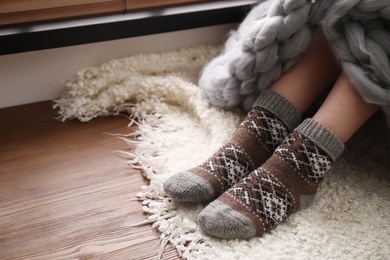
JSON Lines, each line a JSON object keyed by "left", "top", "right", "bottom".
{"left": 130, "top": 219, "right": 153, "bottom": 227}
{"left": 158, "top": 234, "right": 172, "bottom": 260}
{"left": 110, "top": 150, "right": 137, "bottom": 158}
{"left": 104, "top": 132, "right": 140, "bottom": 138}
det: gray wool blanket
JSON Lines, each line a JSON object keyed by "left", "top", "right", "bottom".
{"left": 199, "top": 0, "right": 390, "bottom": 122}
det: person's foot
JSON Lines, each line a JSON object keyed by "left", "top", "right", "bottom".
{"left": 197, "top": 119, "right": 344, "bottom": 239}
{"left": 163, "top": 90, "right": 301, "bottom": 202}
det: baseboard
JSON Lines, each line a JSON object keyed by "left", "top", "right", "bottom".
{"left": 0, "top": 0, "right": 260, "bottom": 108}
{"left": 0, "top": 24, "right": 235, "bottom": 109}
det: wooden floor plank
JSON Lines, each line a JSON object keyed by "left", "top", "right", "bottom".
{"left": 0, "top": 102, "right": 179, "bottom": 260}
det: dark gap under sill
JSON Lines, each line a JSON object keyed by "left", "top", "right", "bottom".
{"left": 0, "top": 0, "right": 259, "bottom": 56}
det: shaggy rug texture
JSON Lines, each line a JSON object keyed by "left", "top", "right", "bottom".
{"left": 55, "top": 45, "right": 390, "bottom": 259}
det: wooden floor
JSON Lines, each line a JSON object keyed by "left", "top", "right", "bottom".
{"left": 0, "top": 102, "right": 179, "bottom": 260}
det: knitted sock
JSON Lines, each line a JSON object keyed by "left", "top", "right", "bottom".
{"left": 163, "top": 90, "right": 301, "bottom": 202}
{"left": 198, "top": 119, "right": 344, "bottom": 239}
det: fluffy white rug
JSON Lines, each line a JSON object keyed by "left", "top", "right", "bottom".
{"left": 55, "top": 45, "right": 390, "bottom": 259}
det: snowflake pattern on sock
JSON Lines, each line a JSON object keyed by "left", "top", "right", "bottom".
{"left": 219, "top": 131, "right": 334, "bottom": 234}
{"left": 226, "top": 168, "right": 295, "bottom": 230}
{"left": 202, "top": 143, "right": 253, "bottom": 189}
{"left": 164, "top": 95, "right": 301, "bottom": 203}
{"left": 200, "top": 107, "right": 291, "bottom": 193}
{"left": 197, "top": 118, "right": 345, "bottom": 239}
{"left": 275, "top": 132, "right": 332, "bottom": 184}
{"left": 241, "top": 107, "right": 290, "bottom": 153}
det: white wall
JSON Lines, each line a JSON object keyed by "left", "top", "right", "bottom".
{"left": 0, "top": 24, "right": 235, "bottom": 108}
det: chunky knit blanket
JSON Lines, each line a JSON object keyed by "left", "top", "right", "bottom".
{"left": 199, "top": 0, "right": 390, "bottom": 121}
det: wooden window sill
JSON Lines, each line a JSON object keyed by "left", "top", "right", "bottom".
{"left": 0, "top": 0, "right": 258, "bottom": 56}
{"left": 0, "top": 1, "right": 219, "bottom": 28}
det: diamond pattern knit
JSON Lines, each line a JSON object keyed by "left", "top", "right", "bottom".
{"left": 163, "top": 107, "right": 291, "bottom": 203}
{"left": 163, "top": 90, "right": 302, "bottom": 203}
{"left": 276, "top": 132, "right": 332, "bottom": 184}
{"left": 199, "top": 108, "right": 291, "bottom": 192}
{"left": 198, "top": 122, "right": 343, "bottom": 239}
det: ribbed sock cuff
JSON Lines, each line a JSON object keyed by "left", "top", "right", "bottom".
{"left": 253, "top": 90, "right": 301, "bottom": 132}
{"left": 295, "top": 118, "right": 344, "bottom": 161}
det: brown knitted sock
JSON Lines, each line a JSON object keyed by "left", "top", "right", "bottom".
{"left": 163, "top": 90, "right": 301, "bottom": 202}
{"left": 198, "top": 119, "right": 344, "bottom": 239}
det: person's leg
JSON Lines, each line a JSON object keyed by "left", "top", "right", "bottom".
{"left": 313, "top": 72, "right": 379, "bottom": 143}
{"left": 198, "top": 72, "right": 379, "bottom": 239}
{"left": 164, "top": 35, "right": 340, "bottom": 203}
{"left": 271, "top": 34, "right": 341, "bottom": 115}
